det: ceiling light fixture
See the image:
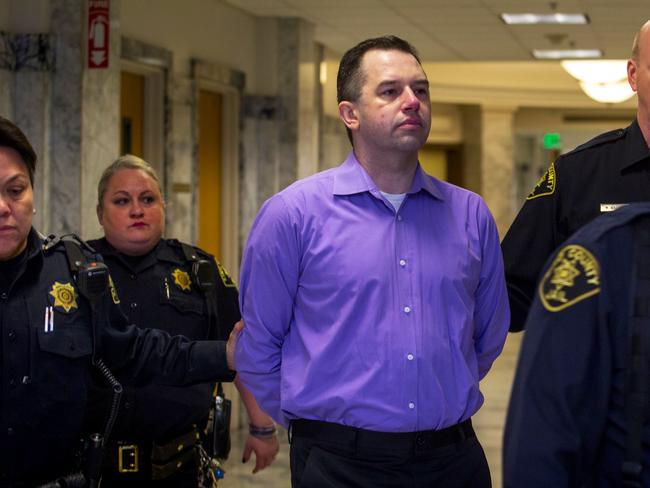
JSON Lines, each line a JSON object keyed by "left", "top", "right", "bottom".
{"left": 533, "top": 49, "right": 602, "bottom": 59}
{"left": 500, "top": 13, "right": 588, "bottom": 25}
{"left": 561, "top": 60, "right": 628, "bottom": 83}
{"left": 561, "top": 59, "right": 635, "bottom": 103}
{"left": 578, "top": 80, "right": 635, "bottom": 104}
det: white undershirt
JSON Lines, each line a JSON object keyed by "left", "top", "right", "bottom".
{"left": 380, "top": 191, "right": 407, "bottom": 212}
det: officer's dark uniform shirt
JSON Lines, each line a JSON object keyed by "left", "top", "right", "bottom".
{"left": 504, "top": 203, "right": 650, "bottom": 487}
{"left": 0, "top": 229, "right": 234, "bottom": 487}
{"left": 85, "top": 237, "right": 240, "bottom": 443}
{"left": 502, "top": 119, "right": 650, "bottom": 331}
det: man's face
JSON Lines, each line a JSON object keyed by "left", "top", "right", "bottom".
{"left": 628, "top": 27, "right": 650, "bottom": 131}
{"left": 344, "top": 49, "right": 431, "bottom": 156}
{"left": 0, "top": 146, "right": 34, "bottom": 261}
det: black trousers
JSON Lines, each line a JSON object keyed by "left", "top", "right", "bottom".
{"left": 289, "top": 419, "right": 491, "bottom": 488}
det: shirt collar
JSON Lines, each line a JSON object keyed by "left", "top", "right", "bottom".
{"left": 332, "top": 151, "right": 445, "bottom": 201}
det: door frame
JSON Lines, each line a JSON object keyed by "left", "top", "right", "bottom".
{"left": 192, "top": 60, "right": 244, "bottom": 282}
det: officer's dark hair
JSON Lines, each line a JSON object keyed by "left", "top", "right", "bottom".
{"left": 0, "top": 116, "right": 36, "bottom": 185}
{"left": 97, "top": 154, "right": 165, "bottom": 211}
{"left": 337, "top": 35, "right": 422, "bottom": 146}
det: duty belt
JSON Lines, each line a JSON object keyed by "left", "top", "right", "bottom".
{"left": 106, "top": 426, "right": 202, "bottom": 479}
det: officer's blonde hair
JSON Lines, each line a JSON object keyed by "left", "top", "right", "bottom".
{"left": 97, "top": 154, "right": 165, "bottom": 210}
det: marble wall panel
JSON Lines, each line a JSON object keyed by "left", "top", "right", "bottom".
{"left": 241, "top": 95, "right": 279, "bottom": 241}
{"left": 166, "top": 77, "right": 195, "bottom": 242}
{"left": 49, "top": 0, "right": 83, "bottom": 235}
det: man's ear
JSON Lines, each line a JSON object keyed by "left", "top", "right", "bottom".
{"left": 628, "top": 59, "right": 638, "bottom": 93}
{"left": 338, "top": 101, "right": 359, "bottom": 131}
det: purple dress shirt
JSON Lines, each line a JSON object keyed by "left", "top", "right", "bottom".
{"left": 236, "top": 152, "right": 509, "bottom": 431}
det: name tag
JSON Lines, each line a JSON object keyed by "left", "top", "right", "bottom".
{"left": 600, "top": 203, "right": 628, "bottom": 213}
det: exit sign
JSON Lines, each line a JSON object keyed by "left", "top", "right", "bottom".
{"left": 543, "top": 132, "right": 561, "bottom": 149}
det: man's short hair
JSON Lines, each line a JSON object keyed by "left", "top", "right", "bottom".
{"left": 0, "top": 116, "right": 36, "bottom": 185}
{"left": 337, "top": 35, "right": 422, "bottom": 144}
{"left": 337, "top": 35, "right": 421, "bottom": 104}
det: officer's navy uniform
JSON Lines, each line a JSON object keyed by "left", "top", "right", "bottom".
{"left": 504, "top": 203, "right": 650, "bottom": 487}
{"left": 502, "top": 119, "right": 650, "bottom": 331}
{"left": 0, "top": 229, "right": 234, "bottom": 487}
{"left": 85, "top": 237, "right": 240, "bottom": 487}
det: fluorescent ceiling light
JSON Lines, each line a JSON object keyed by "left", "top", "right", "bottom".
{"left": 579, "top": 80, "right": 635, "bottom": 104}
{"left": 501, "top": 13, "right": 588, "bottom": 25}
{"left": 561, "top": 59, "right": 628, "bottom": 84}
{"left": 533, "top": 49, "right": 602, "bottom": 59}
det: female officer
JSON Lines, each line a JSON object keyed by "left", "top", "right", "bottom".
{"left": 86, "top": 155, "right": 279, "bottom": 487}
{"left": 0, "top": 120, "right": 237, "bottom": 486}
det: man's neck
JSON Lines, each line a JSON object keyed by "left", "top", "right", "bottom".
{"left": 354, "top": 149, "right": 418, "bottom": 194}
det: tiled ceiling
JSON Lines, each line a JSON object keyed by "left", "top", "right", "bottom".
{"left": 222, "top": 0, "right": 647, "bottom": 61}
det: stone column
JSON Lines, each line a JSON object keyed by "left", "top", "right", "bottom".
{"left": 50, "top": 0, "right": 120, "bottom": 238}
{"left": 277, "top": 18, "right": 320, "bottom": 187}
{"left": 480, "top": 105, "right": 516, "bottom": 237}
{"left": 461, "top": 104, "right": 516, "bottom": 237}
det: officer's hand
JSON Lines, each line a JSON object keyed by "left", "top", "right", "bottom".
{"left": 226, "top": 320, "right": 244, "bottom": 371}
{"left": 242, "top": 433, "right": 280, "bottom": 473}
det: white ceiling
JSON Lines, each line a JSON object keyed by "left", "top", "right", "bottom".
{"left": 222, "top": 0, "right": 647, "bottom": 61}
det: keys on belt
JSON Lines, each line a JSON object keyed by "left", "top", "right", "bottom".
{"left": 118, "top": 444, "right": 139, "bottom": 473}
{"left": 197, "top": 444, "right": 224, "bottom": 488}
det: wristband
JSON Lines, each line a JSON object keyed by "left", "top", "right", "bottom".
{"left": 249, "top": 422, "right": 277, "bottom": 439}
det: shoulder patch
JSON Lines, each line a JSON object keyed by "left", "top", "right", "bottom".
{"left": 539, "top": 244, "right": 600, "bottom": 312}
{"left": 49, "top": 281, "right": 79, "bottom": 313}
{"left": 527, "top": 163, "right": 556, "bottom": 200}
{"left": 216, "top": 260, "right": 237, "bottom": 288}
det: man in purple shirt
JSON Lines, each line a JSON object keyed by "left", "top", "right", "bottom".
{"left": 235, "top": 35, "right": 509, "bottom": 487}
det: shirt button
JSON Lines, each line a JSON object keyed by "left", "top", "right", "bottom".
{"left": 407, "top": 354, "right": 414, "bottom": 361}
{"left": 408, "top": 402, "right": 415, "bottom": 409}
{"left": 0, "top": 292, "right": 7, "bottom": 300}
{"left": 399, "top": 259, "right": 406, "bottom": 267}
{"left": 130, "top": 274, "right": 136, "bottom": 280}
{"left": 7, "top": 330, "right": 16, "bottom": 341}
{"left": 130, "top": 302, "right": 138, "bottom": 309}
{"left": 397, "top": 215, "right": 403, "bottom": 221}
{"left": 403, "top": 306, "right": 411, "bottom": 314}
{"left": 7, "top": 427, "right": 13, "bottom": 436}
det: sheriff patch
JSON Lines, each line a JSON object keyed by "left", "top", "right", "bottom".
{"left": 172, "top": 268, "right": 192, "bottom": 291}
{"left": 216, "top": 260, "right": 237, "bottom": 288}
{"left": 49, "top": 281, "right": 78, "bottom": 313}
{"left": 527, "top": 163, "right": 556, "bottom": 200}
{"left": 539, "top": 245, "right": 600, "bottom": 312}
{"left": 109, "top": 275, "right": 120, "bottom": 304}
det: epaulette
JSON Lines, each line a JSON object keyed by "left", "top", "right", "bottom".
{"left": 562, "top": 126, "right": 627, "bottom": 158}
{"left": 570, "top": 202, "right": 650, "bottom": 244}
{"left": 166, "top": 238, "right": 212, "bottom": 261}
{"left": 42, "top": 233, "right": 98, "bottom": 256}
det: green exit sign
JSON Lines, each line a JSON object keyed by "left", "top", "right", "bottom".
{"left": 543, "top": 132, "right": 561, "bottom": 149}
